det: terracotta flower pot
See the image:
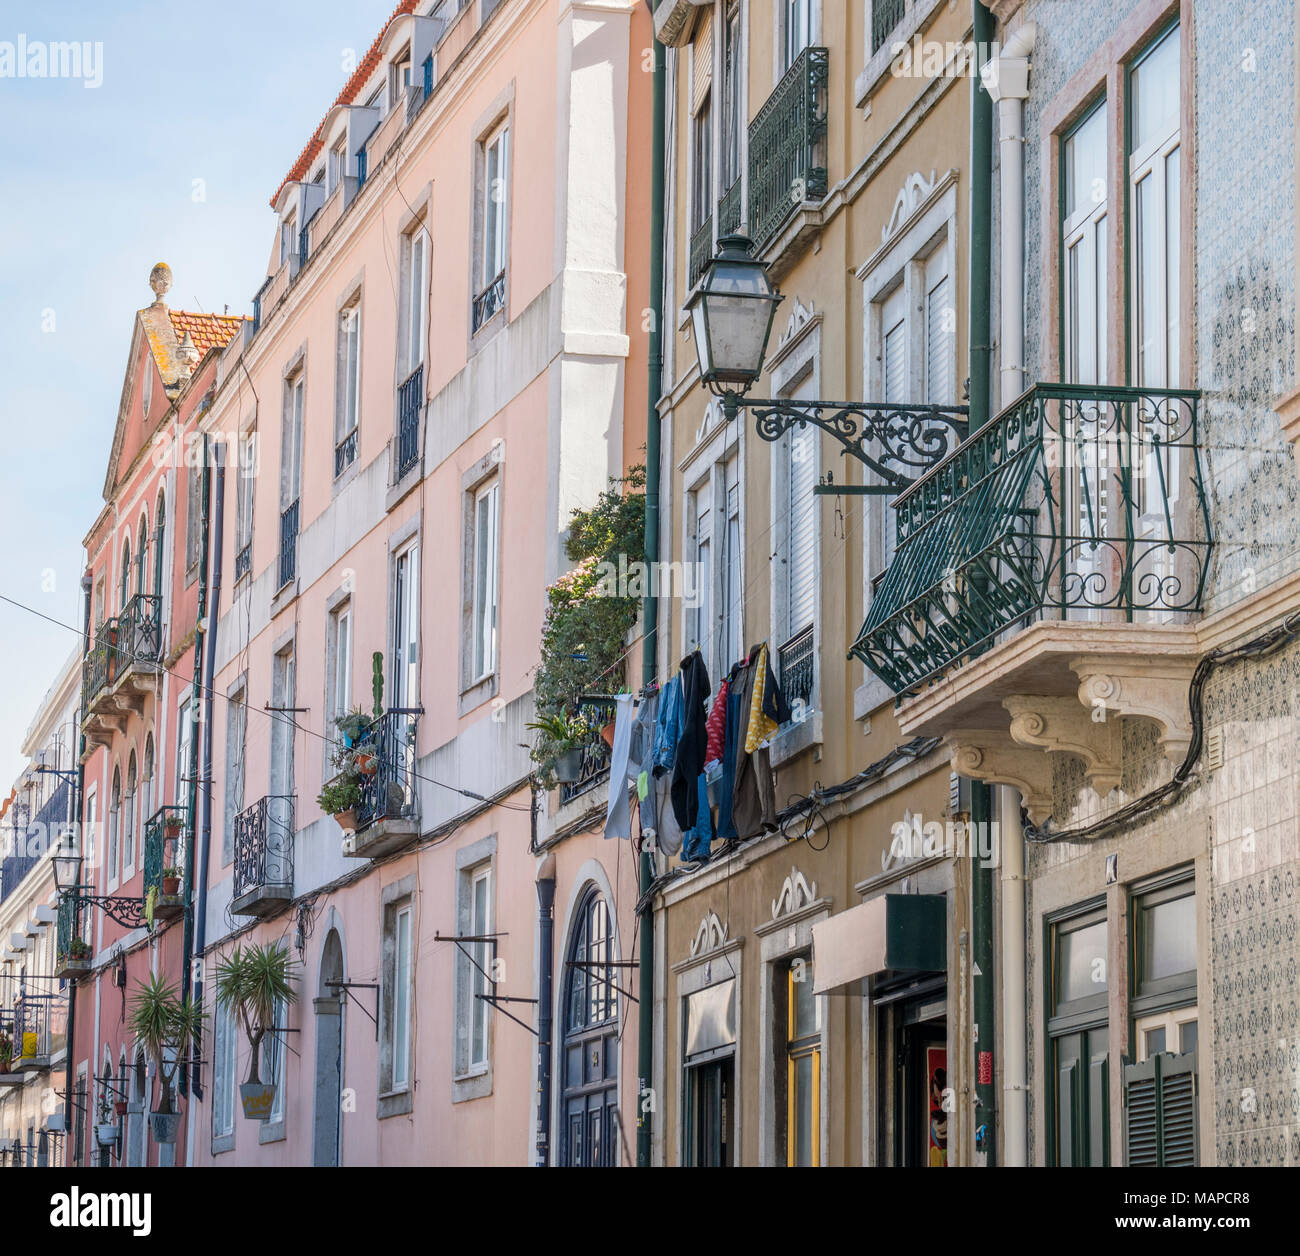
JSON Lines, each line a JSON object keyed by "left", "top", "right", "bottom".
{"left": 600, "top": 721, "right": 617, "bottom": 749}
{"left": 114, "top": 1100, "right": 129, "bottom": 1117}
{"left": 162, "top": 876, "right": 180, "bottom": 897}
{"left": 334, "top": 809, "right": 358, "bottom": 833}
{"left": 353, "top": 750, "right": 378, "bottom": 776}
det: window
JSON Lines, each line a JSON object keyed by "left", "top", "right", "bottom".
{"left": 687, "top": 450, "right": 745, "bottom": 682}
{"left": 785, "top": 396, "right": 816, "bottom": 643}
{"left": 335, "top": 301, "right": 361, "bottom": 475}
{"left": 153, "top": 491, "right": 166, "bottom": 598}
{"left": 721, "top": 3, "right": 742, "bottom": 194}
{"left": 186, "top": 464, "right": 202, "bottom": 574}
{"left": 1064, "top": 102, "right": 1109, "bottom": 388}
{"left": 468, "top": 867, "right": 491, "bottom": 1069}
{"left": 141, "top": 366, "right": 152, "bottom": 420}
{"left": 213, "top": 1001, "right": 236, "bottom": 1141}
{"left": 235, "top": 432, "right": 255, "bottom": 578}
{"left": 471, "top": 482, "right": 500, "bottom": 681}
{"left": 390, "top": 51, "right": 412, "bottom": 109}
{"left": 380, "top": 879, "right": 416, "bottom": 1113}
{"left": 777, "top": 955, "right": 820, "bottom": 1166}
{"left": 136, "top": 516, "right": 149, "bottom": 596}
{"left": 690, "top": 487, "right": 712, "bottom": 664}
{"left": 392, "top": 904, "right": 412, "bottom": 1088}
{"left": 268, "top": 647, "right": 296, "bottom": 841}
{"left": 120, "top": 539, "right": 131, "bottom": 610}
{"left": 691, "top": 91, "right": 713, "bottom": 236}
{"left": 400, "top": 227, "right": 428, "bottom": 379}
{"left": 329, "top": 137, "right": 347, "bottom": 192}
{"left": 141, "top": 735, "right": 154, "bottom": 835}
{"left": 280, "top": 212, "right": 296, "bottom": 268}
{"left": 871, "top": 0, "right": 906, "bottom": 55}
{"left": 107, "top": 767, "right": 121, "bottom": 886}
{"left": 1048, "top": 906, "right": 1109, "bottom": 1166}
{"left": 123, "top": 751, "right": 137, "bottom": 875}
{"left": 281, "top": 372, "right": 305, "bottom": 510}
{"left": 1123, "top": 876, "right": 1197, "bottom": 1166}
{"left": 721, "top": 457, "right": 742, "bottom": 674}
{"left": 481, "top": 125, "right": 509, "bottom": 295}
{"left": 328, "top": 605, "right": 352, "bottom": 725}
{"left": 782, "top": 0, "right": 812, "bottom": 72}
{"left": 391, "top": 544, "right": 420, "bottom": 708}
{"left": 222, "top": 684, "right": 246, "bottom": 865}
{"left": 264, "top": 996, "right": 285, "bottom": 1125}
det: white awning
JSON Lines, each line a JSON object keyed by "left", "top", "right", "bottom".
{"left": 812, "top": 894, "right": 946, "bottom": 994}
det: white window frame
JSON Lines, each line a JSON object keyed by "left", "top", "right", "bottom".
{"left": 468, "top": 865, "right": 492, "bottom": 1071}
{"left": 212, "top": 999, "right": 237, "bottom": 1143}
{"left": 329, "top": 603, "right": 353, "bottom": 726}
{"left": 282, "top": 370, "right": 305, "bottom": 511}
{"left": 392, "top": 903, "right": 413, "bottom": 1089}
{"left": 480, "top": 122, "right": 510, "bottom": 295}
{"left": 390, "top": 542, "right": 421, "bottom": 711}
{"left": 1135, "top": 1006, "right": 1198, "bottom": 1062}
{"left": 223, "top": 680, "right": 247, "bottom": 866}
{"left": 470, "top": 480, "right": 500, "bottom": 683}
{"left": 776, "top": 0, "right": 818, "bottom": 76}
{"left": 335, "top": 299, "right": 362, "bottom": 467}
{"left": 859, "top": 171, "right": 957, "bottom": 605}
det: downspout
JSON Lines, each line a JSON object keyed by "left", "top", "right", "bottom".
{"left": 636, "top": 19, "right": 666, "bottom": 1170}
{"left": 981, "top": 22, "right": 1035, "bottom": 1169}
{"left": 65, "top": 573, "right": 92, "bottom": 1155}
{"left": 534, "top": 853, "right": 555, "bottom": 1167}
{"left": 180, "top": 438, "right": 212, "bottom": 1166}
{"left": 969, "top": 0, "right": 996, "bottom": 1168}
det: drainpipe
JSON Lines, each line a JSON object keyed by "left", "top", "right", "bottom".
{"left": 969, "top": 0, "right": 996, "bottom": 1168}
{"left": 535, "top": 853, "right": 555, "bottom": 1167}
{"left": 636, "top": 24, "right": 666, "bottom": 1170}
{"left": 65, "top": 573, "right": 92, "bottom": 1155}
{"left": 996, "top": 785, "right": 1027, "bottom": 1164}
{"left": 981, "top": 22, "right": 1037, "bottom": 407}
{"left": 979, "top": 17, "right": 1035, "bottom": 1170}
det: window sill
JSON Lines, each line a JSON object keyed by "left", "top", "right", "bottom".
{"left": 458, "top": 671, "right": 499, "bottom": 718}
{"left": 468, "top": 307, "right": 505, "bottom": 356}
{"left": 855, "top": 0, "right": 946, "bottom": 110}
{"left": 269, "top": 579, "right": 299, "bottom": 620}
{"left": 853, "top": 673, "right": 896, "bottom": 722}
{"left": 452, "top": 1065, "right": 492, "bottom": 1104}
{"left": 377, "top": 1085, "right": 413, "bottom": 1120}
{"left": 211, "top": 1131, "right": 235, "bottom": 1156}
{"left": 332, "top": 449, "right": 361, "bottom": 498}
{"left": 769, "top": 710, "right": 823, "bottom": 769}
{"left": 258, "top": 1117, "right": 286, "bottom": 1145}
{"left": 385, "top": 449, "right": 423, "bottom": 514}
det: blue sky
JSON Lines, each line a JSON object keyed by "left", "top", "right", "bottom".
{"left": 0, "top": 0, "right": 399, "bottom": 786}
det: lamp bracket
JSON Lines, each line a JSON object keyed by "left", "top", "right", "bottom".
{"left": 743, "top": 397, "right": 969, "bottom": 491}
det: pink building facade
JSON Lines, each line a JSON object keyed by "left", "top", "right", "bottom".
{"left": 188, "top": 0, "right": 650, "bottom": 1166}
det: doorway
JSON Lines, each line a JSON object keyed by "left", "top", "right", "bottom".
{"left": 685, "top": 1054, "right": 734, "bottom": 1166}
{"left": 312, "top": 930, "right": 344, "bottom": 1166}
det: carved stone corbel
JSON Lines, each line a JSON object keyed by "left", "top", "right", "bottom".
{"left": 1003, "top": 695, "right": 1123, "bottom": 797}
{"left": 1072, "top": 658, "right": 1196, "bottom": 766}
{"left": 946, "top": 730, "right": 1056, "bottom": 825}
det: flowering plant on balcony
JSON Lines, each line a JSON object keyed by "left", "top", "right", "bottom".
{"left": 64, "top": 938, "right": 91, "bottom": 961}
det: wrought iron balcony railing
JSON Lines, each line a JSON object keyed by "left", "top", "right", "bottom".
{"left": 234, "top": 541, "right": 252, "bottom": 583}
{"left": 232, "top": 795, "right": 294, "bottom": 916}
{"left": 279, "top": 499, "right": 299, "bottom": 589}
{"left": 13, "top": 995, "right": 65, "bottom": 1068}
{"left": 560, "top": 697, "right": 619, "bottom": 806}
{"left": 335, "top": 426, "right": 359, "bottom": 478}
{"left": 353, "top": 710, "right": 420, "bottom": 832}
{"left": 472, "top": 269, "right": 506, "bottom": 333}
{"left": 142, "top": 805, "right": 189, "bottom": 920}
{"left": 778, "top": 625, "right": 815, "bottom": 717}
{"left": 747, "top": 45, "right": 828, "bottom": 250}
{"left": 851, "top": 384, "right": 1212, "bottom": 695}
{"left": 872, "top": 0, "right": 905, "bottom": 54}
{"left": 689, "top": 214, "right": 713, "bottom": 289}
{"left": 81, "top": 594, "right": 163, "bottom": 710}
{"left": 396, "top": 364, "right": 424, "bottom": 481}
{"left": 2, "top": 781, "right": 68, "bottom": 903}
{"left": 718, "top": 178, "right": 743, "bottom": 238}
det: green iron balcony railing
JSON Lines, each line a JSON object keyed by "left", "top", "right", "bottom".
{"left": 851, "top": 384, "right": 1212, "bottom": 696}
{"left": 718, "top": 177, "right": 743, "bottom": 239}
{"left": 142, "top": 805, "right": 189, "bottom": 922}
{"left": 81, "top": 594, "right": 163, "bottom": 711}
{"left": 689, "top": 214, "right": 713, "bottom": 289}
{"left": 232, "top": 795, "right": 294, "bottom": 917}
{"left": 353, "top": 709, "right": 420, "bottom": 832}
{"left": 747, "top": 45, "right": 828, "bottom": 250}
{"left": 560, "top": 696, "right": 619, "bottom": 806}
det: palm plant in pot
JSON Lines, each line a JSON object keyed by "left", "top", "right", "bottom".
{"left": 127, "top": 973, "right": 204, "bottom": 1145}
{"left": 214, "top": 943, "right": 299, "bottom": 1121}
{"left": 527, "top": 709, "right": 593, "bottom": 786}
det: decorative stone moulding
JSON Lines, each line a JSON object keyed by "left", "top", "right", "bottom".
{"left": 1273, "top": 385, "right": 1300, "bottom": 483}
{"left": 946, "top": 730, "right": 1055, "bottom": 825}
{"left": 1003, "top": 695, "right": 1123, "bottom": 797}
{"left": 1070, "top": 658, "right": 1197, "bottom": 766}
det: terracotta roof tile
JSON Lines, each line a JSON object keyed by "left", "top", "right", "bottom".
{"left": 270, "top": 0, "right": 419, "bottom": 208}
{"left": 167, "top": 310, "right": 248, "bottom": 360}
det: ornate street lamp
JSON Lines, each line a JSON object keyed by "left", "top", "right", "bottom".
{"left": 685, "top": 234, "right": 783, "bottom": 414}
{"left": 685, "top": 235, "right": 970, "bottom": 494}
{"left": 51, "top": 838, "right": 82, "bottom": 895}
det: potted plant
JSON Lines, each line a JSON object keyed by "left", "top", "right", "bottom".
{"left": 163, "top": 812, "right": 184, "bottom": 838}
{"left": 96, "top": 1095, "right": 118, "bottom": 1146}
{"left": 214, "top": 943, "right": 300, "bottom": 1121}
{"left": 317, "top": 771, "right": 363, "bottom": 833}
{"left": 58, "top": 937, "right": 92, "bottom": 977}
{"left": 526, "top": 710, "right": 592, "bottom": 784}
{"left": 335, "top": 706, "right": 371, "bottom": 747}
{"left": 127, "top": 973, "right": 204, "bottom": 1145}
{"left": 113, "top": 1099, "right": 129, "bottom": 1118}
{"left": 160, "top": 866, "right": 182, "bottom": 897}
{"left": 0, "top": 1031, "right": 11, "bottom": 1074}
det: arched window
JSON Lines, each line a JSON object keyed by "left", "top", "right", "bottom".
{"left": 119, "top": 540, "right": 131, "bottom": 611}
{"left": 559, "top": 887, "right": 619, "bottom": 1166}
{"left": 141, "top": 734, "right": 155, "bottom": 830}
{"left": 136, "top": 516, "right": 149, "bottom": 595}
{"left": 108, "top": 767, "right": 121, "bottom": 884}
{"left": 123, "top": 751, "right": 137, "bottom": 873}
{"left": 153, "top": 492, "right": 166, "bottom": 599}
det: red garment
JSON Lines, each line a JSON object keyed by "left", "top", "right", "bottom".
{"left": 704, "top": 679, "right": 729, "bottom": 766}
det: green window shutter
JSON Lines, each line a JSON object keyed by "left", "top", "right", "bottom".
{"left": 1123, "top": 1050, "right": 1197, "bottom": 1166}
{"left": 1088, "top": 1049, "right": 1110, "bottom": 1167}
{"left": 1058, "top": 1058, "right": 1078, "bottom": 1166}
